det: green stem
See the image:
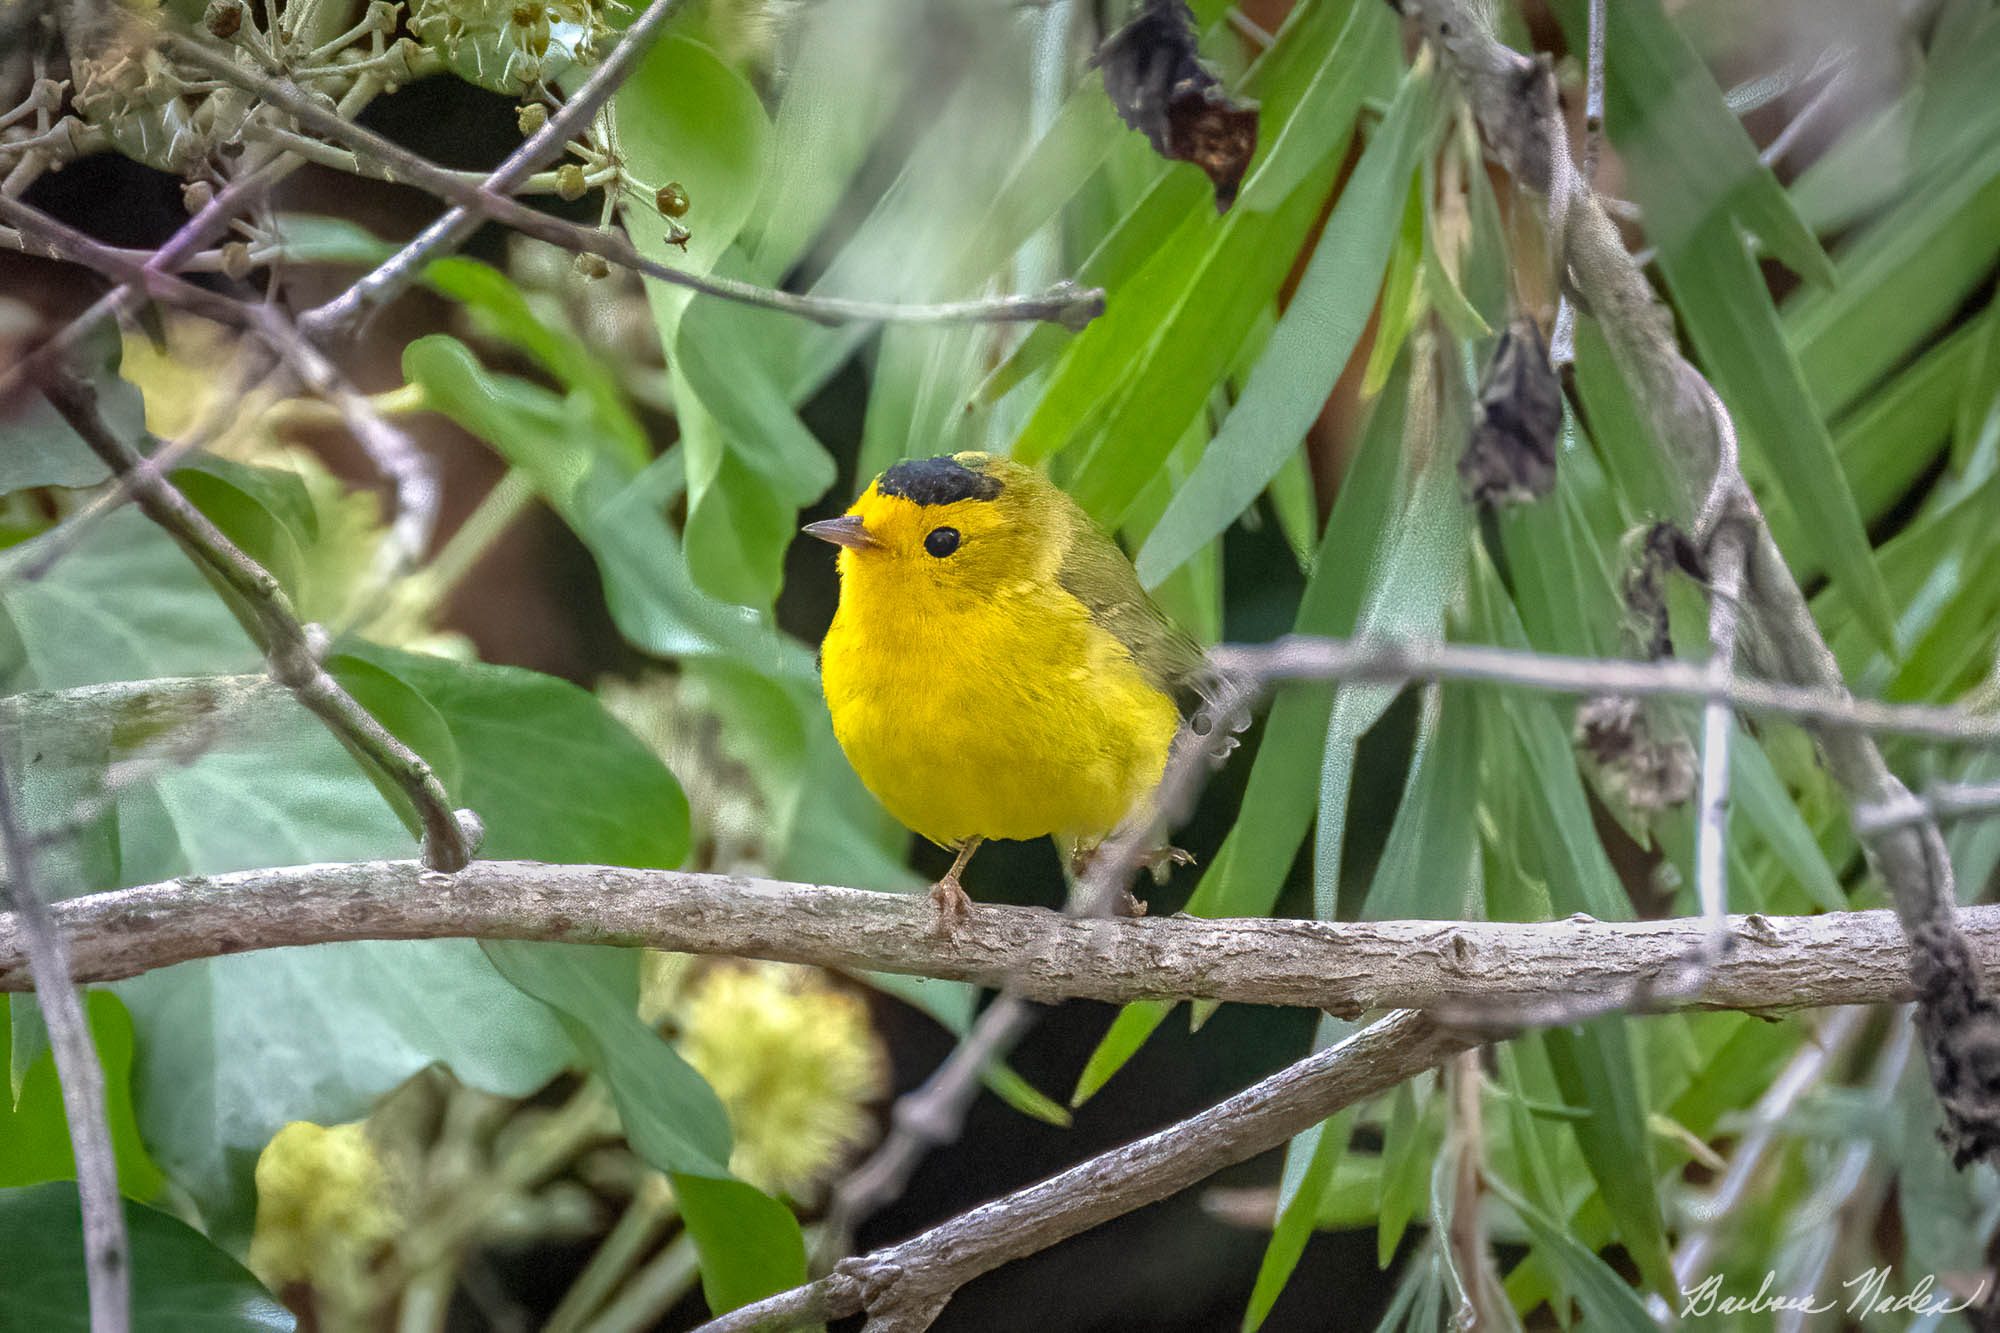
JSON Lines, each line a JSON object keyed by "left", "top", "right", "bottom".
{"left": 581, "top": 1234, "right": 701, "bottom": 1333}
{"left": 411, "top": 468, "right": 537, "bottom": 616}
{"left": 545, "top": 1173, "right": 681, "bottom": 1333}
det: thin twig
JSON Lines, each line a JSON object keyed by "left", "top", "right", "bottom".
{"left": 1551, "top": 0, "right": 1604, "bottom": 367}
{"left": 0, "top": 748, "right": 129, "bottom": 1332}
{"left": 1689, "top": 509, "right": 1751, "bottom": 975}
{"left": 1855, "top": 779, "right": 2000, "bottom": 836}
{"left": 1214, "top": 636, "right": 2000, "bottom": 746}
{"left": 31, "top": 376, "right": 478, "bottom": 872}
{"left": 13, "top": 858, "right": 2000, "bottom": 1014}
{"left": 694, "top": 1012, "right": 1475, "bottom": 1333}
{"left": 166, "top": 36, "right": 1102, "bottom": 332}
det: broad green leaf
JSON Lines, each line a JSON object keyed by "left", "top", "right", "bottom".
{"left": 422, "top": 257, "right": 649, "bottom": 470}
{"left": 0, "top": 1181, "right": 294, "bottom": 1331}
{"left": 344, "top": 642, "right": 690, "bottom": 867}
{"left": 672, "top": 1172, "right": 810, "bottom": 1314}
{"left": 614, "top": 35, "right": 771, "bottom": 348}
{"left": 0, "top": 324, "right": 141, "bottom": 491}
{"left": 1, "top": 509, "right": 573, "bottom": 1243}
{"left": 267, "top": 213, "right": 396, "bottom": 266}
{"left": 483, "top": 943, "right": 732, "bottom": 1180}
{"left": 0, "top": 992, "right": 164, "bottom": 1200}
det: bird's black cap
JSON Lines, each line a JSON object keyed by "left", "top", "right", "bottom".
{"left": 876, "top": 455, "right": 1004, "bottom": 506}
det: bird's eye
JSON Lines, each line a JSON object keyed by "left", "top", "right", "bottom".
{"left": 924, "top": 527, "right": 961, "bottom": 558}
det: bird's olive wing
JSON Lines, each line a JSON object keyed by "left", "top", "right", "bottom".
{"left": 1055, "top": 519, "right": 1213, "bottom": 717}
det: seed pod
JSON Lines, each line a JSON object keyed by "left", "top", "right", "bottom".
{"left": 573, "top": 252, "right": 609, "bottom": 280}
{"left": 204, "top": 0, "right": 244, "bottom": 38}
{"left": 1092, "top": 0, "right": 1257, "bottom": 212}
{"left": 221, "top": 241, "right": 253, "bottom": 281}
{"left": 555, "top": 163, "right": 588, "bottom": 201}
{"left": 1459, "top": 315, "right": 1562, "bottom": 509}
{"left": 181, "top": 179, "right": 215, "bottom": 214}
{"left": 655, "top": 181, "right": 689, "bottom": 217}
{"left": 516, "top": 101, "right": 547, "bottom": 135}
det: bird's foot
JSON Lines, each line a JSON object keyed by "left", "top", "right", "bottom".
{"left": 1139, "top": 845, "right": 1197, "bottom": 886}
{"left": 928, "top": 874, "right": 973, "bottom": 935}
{"left": 1115, "top": 886, "right": 1149, "bottom": 918}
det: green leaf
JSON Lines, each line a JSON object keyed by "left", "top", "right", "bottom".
{"left": 1242, "top": 1105, "right": 1358, "bottom": 1332}
{"left": 1560, "top": 0, "right": 1832, "bottom": 286}
{"left": 483, "top": 943, "right": 733, "bottom": 1178}
{"left": 1362, "top": 686, "right": 1480, "bottom": 921}
{"left": 0, "top": 1181, "right": 294, "bottom": 1331}
{"left": 267, "top": 213, "right": 396, "bottom": 266}
{"left": 1541, "top": 1023, "right": 1671, "bottom": 1298}
{"left": 1, "top": 510, "right": 573, "bottom": 1243}
{"left": 1071, "top": 1000, "right": 1176, "bottom": 1108}
{"left": 1653, "top": 215, "right": 1898, "bottom": 654}
{"left": 1072, "top": 361, "right": 1413, "bottom": 1103}
{"left": 0, "top": 325, "right": 142, "bottom": 492}
{"left": 1133, "top": 65, "right": 1438, "bottom": 584}
{"left": 340, "top": 642, "right": 689, "bottom": 868}
{"left": 1376, "top": 1079, "right": 1439, "bottom": 1267}
{"left": 614, "top": 35, "right": 771, "bottom": 351}
{"left": 674, "top": 294, "right": 837, "bottom": 609}
{"left": 1315, "top": 356, "right": 1467, "bottom": 920}
{"left": 0, "top": 992, "right": 164, "bottom": 1200}
{"left": 671, "top": 1172, "right": 810, "bottom": 1314}
{"left": 1486, "top": 1175, "right": 1653, "bottom": 1333}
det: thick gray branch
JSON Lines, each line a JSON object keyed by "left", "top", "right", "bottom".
{"left": 697, "top": 1010, "right": 1475, "bottom": 1333}
{"left": 5, "top": 859, "right": 2000, "bottom": 1015}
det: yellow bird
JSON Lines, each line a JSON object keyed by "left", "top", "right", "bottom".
{"left": 807, "top": 451, "right": 1208, "bottom": 927}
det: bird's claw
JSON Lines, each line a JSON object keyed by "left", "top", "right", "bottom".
{"left": 1141, "top": 845, "right": 1197, "bottom": 886}
{"left": 929, "top": 874, "right": 973, "bottom": 936}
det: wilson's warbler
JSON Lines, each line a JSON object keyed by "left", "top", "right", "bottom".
{"left": 807, "top": 451, "right": 1207, "bottom": 928}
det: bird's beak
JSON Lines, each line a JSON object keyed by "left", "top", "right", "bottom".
{"left": 803, "top": 515, "right": 880, "bottom": 550}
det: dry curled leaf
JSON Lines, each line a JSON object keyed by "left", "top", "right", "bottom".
{"left": 1460, "top": 315, "right": 1562, "bottom": 508}
{"left": 1619, "top": 519, "right": 1708, "bottom": 660}
{"left": 1092, "top": 0, "right": 1258, "bottom": 211}
{"left": 1574, "top": 694, "right": 1696, "bottom": 817}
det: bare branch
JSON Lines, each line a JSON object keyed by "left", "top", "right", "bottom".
{"left": 297, "top": 0, "right": 695, "bottom": 343}
{"left": 695, "top": 1011, "right": 1475, "bottom": 1333}
{"left": 31, "top": 378, "right": 478, "bottom": 872}
{"left": 1215, "top": 635, "right": 2000, "bottom": 746}
{"left": 166, "top": 36, "right": 1103, "bottom": 332}
{"left": 12, "top": 858, "right": 2000, "bottom": 1015}
{"left": 0, "top": 749, "right": 128, "bottom": 1332}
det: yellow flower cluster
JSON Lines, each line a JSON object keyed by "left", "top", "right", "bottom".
{"left": 662, "top": 959, "right": 887, "bottom": 1199}
{"left": 249, "top": 1120, "right": 401, "bottom": 1300}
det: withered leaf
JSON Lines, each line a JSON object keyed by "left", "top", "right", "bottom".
{"left": 1459, "top": 315, "right": 1563, "bottom": 509}
{"left": 1093, "top": 0, "right": 1259, "bottom": 211}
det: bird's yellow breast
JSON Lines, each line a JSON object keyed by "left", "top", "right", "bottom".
{"left": 820, "top": 566, "right": 1179, "bottom": 852}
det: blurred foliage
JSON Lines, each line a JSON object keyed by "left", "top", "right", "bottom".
{"left": 4, "top": 0, "right": 2000, "bottom": 1327}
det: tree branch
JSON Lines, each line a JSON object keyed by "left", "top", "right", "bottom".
{"left": 0, "top": 749, "right": 128, "bottom": 1332}
{"left": 695, "top": 1011, "right": 1475, "bottom": 1333}
{"left": 10, "top": 859, "right": 2000, "bottom": 1015}
{"left": 164, "top": 36, "right": 1103, "bottom": 332}
{"left": 1399, "top": 0, "right": 2000, "bottom": 1164}
{"left": 31, "top": 377, "right": 478, "bottom": 872}
{"left": 1216, "top": 635, "right": 2000, "bottom": 746}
